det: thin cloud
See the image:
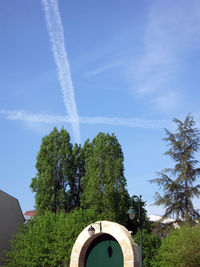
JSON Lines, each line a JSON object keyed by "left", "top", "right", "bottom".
{"left": 130, "top": 0, "right": 200, "bottom": 112}
{"left": 41, "top": 0, "right": 80, "bottom": 143}
{"left": 0, "top": 110, "right": 69, "bottom": 123}
{"left": 0, "top": 110, "right": 170, "bottom": 129}
{"left": 134, "top": 3, "right": 178, "bottom": 95}
{"left": 86, "top": 60, "right": 121, "bottom": 77}
{"left": 80, "top": 116, "right": 169, "bottom": 129}
{"left": 151, "top": 91, "right": 182, "bottom": 113}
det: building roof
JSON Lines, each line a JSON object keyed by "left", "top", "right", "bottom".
{"left": 24, "top": 210, "right": 36, "bottom": 216}
{"left": 0, "top": 189, "right": 18, "bottom": 201}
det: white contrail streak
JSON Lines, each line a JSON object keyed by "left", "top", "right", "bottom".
{"left": 0, "top": 110, "right": 170, "bottom": 129}
{"left": 41, "top": 0, "right": 80, "bottom": 143}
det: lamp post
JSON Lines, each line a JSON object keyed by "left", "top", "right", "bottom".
{"left": 128, "top": 195, "right": 143, "bottom": 267}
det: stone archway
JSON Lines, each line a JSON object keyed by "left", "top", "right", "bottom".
{"left": 70, "top": 220, "right": 140, "bottom": 267}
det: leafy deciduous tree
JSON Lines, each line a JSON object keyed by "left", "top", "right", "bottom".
{"left": 81, "top": 132, "right": 130, "bottom": 224}
{"left": 30, "top": 127, "right": 75, "bottom": 213}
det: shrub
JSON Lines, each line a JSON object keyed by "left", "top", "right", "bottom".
{"left": 153, "top": 224, "right": 200, "bottom": 267}
{"left": 4, "top": 209, "right": 101, "bottom": 266}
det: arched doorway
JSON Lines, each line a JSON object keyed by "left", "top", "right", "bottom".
{"left": 85, "top": 234, "right": 123, "bottom": 267}
{"left": 70, "top": 220, "right": 140, "bottom": 267}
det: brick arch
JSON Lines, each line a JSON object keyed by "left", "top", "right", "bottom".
{"left": 70, "top": 220, "right": 140, "bottom": 267}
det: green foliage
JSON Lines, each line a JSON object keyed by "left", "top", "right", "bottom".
{"left": 149, "top": 114, "right": 200, "bottom": 222}
{"left": 70, "top": 143, "right": 86, "bottom": 208}
{"left": 153, "top": 224, "right": 200, "bottom": 267}
{"left": 30, "top": 128, "right": 130, "bottom": 223}
{"left": 81, "top": 132, "right": 130, "bottom": 224}
{"left": 4, "top": 209, "right": 101, "bottom": 267}
{"left": 134, "top": 229, "right": 161, "bottom": 267}
{"left": 30, "top": 127, "right": 81, "bottom": 213}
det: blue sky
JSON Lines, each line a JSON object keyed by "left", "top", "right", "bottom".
{"left": 1, "top": 0, "right": 200, "bottom": 215}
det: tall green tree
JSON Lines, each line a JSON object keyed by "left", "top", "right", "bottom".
{"left": 30, "top": 127, "right": 75, "bottom": 213}
{"left": 81, "top": 132, "right": 129, "bottom": 224}
{"left": 149, "top": 114, "right": 200, "bottom": 222}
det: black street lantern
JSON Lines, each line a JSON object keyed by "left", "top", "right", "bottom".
{"left": 88, "top": 225, "right": 95, "bottom": 236}
{"left": 128, "top": 195, "right": 143, "bottom": 267}
{"left": 88, "top": 222, "right": 102, "bottom": 236}
{"left": 127, "top": 206, "right": 136, "bottom": 220}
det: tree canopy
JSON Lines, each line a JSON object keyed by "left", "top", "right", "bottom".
{"left": 30, "top": 127, "right": 76, "bottom": 213}
{"left": 81, "top": 132, "right": 130, "bottom": 224}
{"left": 149, "top": 114, "right": 200, "bottom": 222}
{"left": 30, "top": 129, "right": 131, "bottom": 224}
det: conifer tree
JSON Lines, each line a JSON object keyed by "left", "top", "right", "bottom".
{"left": 81, "top": 132, "right": 129, "bottom": 224}
{"left": 149, "top": 114, "right": 200, "bottom": 222}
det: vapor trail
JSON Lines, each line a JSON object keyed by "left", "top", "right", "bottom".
{"left": 41, "top": 0, "right": 80, "bottom": 143}
{"left": 0, "top": 110, "right": 171, "bottom": 129}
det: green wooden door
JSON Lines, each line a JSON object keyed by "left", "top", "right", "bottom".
{"left": 85, "top": 234, "right": 123, "bottom": 267}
